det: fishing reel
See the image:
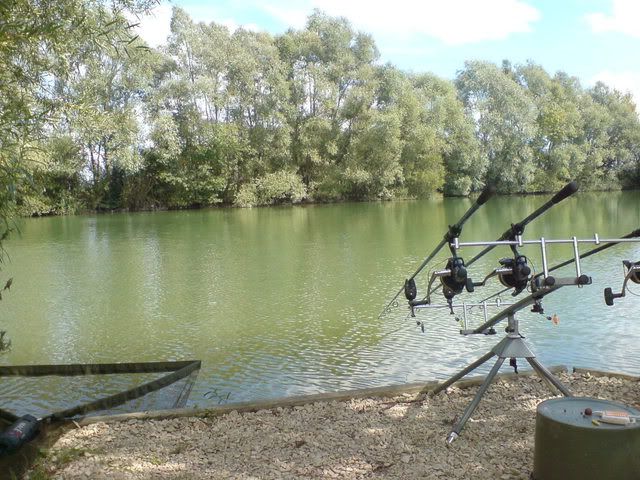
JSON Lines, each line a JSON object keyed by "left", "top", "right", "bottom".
{"left": 604, "top": 260, "right": 640, "bottom": 306}
{"left": 441, "top": 257, "right": 474, "bottom": 300}
{"left": 405, "top": 257, "right": 474, "bottom": 309}
{"left": 473, "top": 254, "right": 533, "bottom": 295}
{"left": 497, "top": 255, "right": 531, "bottom": 295}
{"left": 405, "top": 257, "right": 475, "bottom": 317}
{"left": 427, "top": 257, "right": 476, "bottom": 314}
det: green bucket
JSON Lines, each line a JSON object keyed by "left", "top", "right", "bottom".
{"left": 533, "top": 397, "right": 640, "bottom": 480}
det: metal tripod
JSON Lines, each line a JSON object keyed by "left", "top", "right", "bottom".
{"left": 430, "top": 313, "right": 573, "bottom": 444}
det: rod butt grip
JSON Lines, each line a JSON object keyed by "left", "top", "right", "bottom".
{"left": 476, "top": 185, "right": 496, "bottom": 206}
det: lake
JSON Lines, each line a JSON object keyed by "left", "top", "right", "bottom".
{"left": 1, "top": 191, "right": 639, "bottom": 416}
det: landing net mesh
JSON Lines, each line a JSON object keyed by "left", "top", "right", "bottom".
{"left": 0, "top": 361, "right": 201, "bottom": 422}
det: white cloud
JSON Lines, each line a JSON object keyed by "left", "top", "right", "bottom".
{"left": 586, "top": 0, "right": 640, "bottom": 38}
{"left": 136, "top": 1, "right": 540, "bottom": 48}
{"left": 591, "top": 70, "right": 640, "bottom": 107}
{"left": 135, "top": 3, "right": 173, "bottom": 48}
{"left": 135, "top": 3, "right": 261, "bottom": 48}
{"left": 261, "top": 0, "right": 541, "bottom": 45}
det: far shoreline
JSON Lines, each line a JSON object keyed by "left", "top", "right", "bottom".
{"left": 18, "top": 186, "right": 639, "bottom": 219}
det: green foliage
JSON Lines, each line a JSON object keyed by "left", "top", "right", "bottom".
{"left": 403, "top": 72, "right": 480, "bottom": 196}
{"left": 457, "top": 61, "right": 538, "bottom": 193}
{"left": 1, "top": 5, "right": 639, "bottom": 223}
{"left": 1, "top": 0, "right": 154, "bottom": 206}
{"left": 235, "top": 171, "right": 307, "bottom": 207}
{"left": 340, "top": 108, "right": 403, "bottom": 199}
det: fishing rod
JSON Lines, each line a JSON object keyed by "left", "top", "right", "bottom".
{"left": 379, "top": 186, "right": 495, "bottom": 317}
{"left": 411, "top": 181, "right": 579, "bottom": 306}
{"left": 465, "top": 181, "right": 578, "bottom": 267}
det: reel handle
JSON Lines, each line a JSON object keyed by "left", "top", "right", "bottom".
{"left": 604, "top": 287, "right": 624, "bottom": 306}
{"left": 604, "top": 261, "right": 640, "bottom": 306}
{"left": 465, "top": 278, "right": 475, "bottom": 293}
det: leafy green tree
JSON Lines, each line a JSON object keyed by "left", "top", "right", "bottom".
{"left": 576, "top": 90, "right": 613, "bottom": 189}
{"left": 456, "top": 61, "right": 537, "bottom": 193}
{"left": 410, "top": 73, "right": 481, "bottom": 196}
{"left": 145, "top": 8, "right": 295, "bottom": 207}
{"left": 235, "top": 171, "right": 307, "bottom": 207}
{"left": 3, "top": 5, "right": 640, "bottom": 227}
{"left": 18, "top": 135, "right": 84, "bottom": 215}
{"left": 514, "top": 63, "right": 585, "bottom": 191}
{"left": 123, "top": 111, "right": 180, "bottom": 209}
{"left": 50, "top": 35, "right": 150, "bottom": 210}
{"left": 145, "top": 8, "right": 236, "bottom": 206}
{"left": 589, "top": 82, "right": 640, "bottom": 189}
{"left": 277, "top": 11, "right": 380, "bottom": 200}
{"left": 226, "top": 28, "right": 292, "bottom": 191}
{"left": 339, "top": 108, "right": 403, "bottom": 199}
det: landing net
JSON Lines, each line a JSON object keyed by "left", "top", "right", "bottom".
{"left": 0, "top": 360, "right": 201, "bottom": 423}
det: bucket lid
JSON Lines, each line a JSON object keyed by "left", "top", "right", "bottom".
{"left": 537, "top": 397, "right": 640, "bottom": 430}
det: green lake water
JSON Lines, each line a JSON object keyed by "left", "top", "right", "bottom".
{"left": 1, "top": 191, "right": 639, "bottom": 415}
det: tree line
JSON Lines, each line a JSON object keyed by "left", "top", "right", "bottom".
{"left": 3, "top": 5, "right": 640, "bottom": 219}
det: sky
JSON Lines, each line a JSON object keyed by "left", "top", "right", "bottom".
{"left": 137, "top": 0, "right": 640, "bottom": 103}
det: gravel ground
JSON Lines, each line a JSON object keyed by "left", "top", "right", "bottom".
{"left": 28, "top": 371, "right": 640, "bottom": 479}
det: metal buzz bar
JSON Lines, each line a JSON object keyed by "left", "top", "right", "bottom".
{"left": 413, "top": 298, "right": 514, "bottom": 332}
{"left": 447, "top": 234, "right": 640, "bottom": 335}
{"left": 451, "top": 234, "right": 640, "bottom": 287}
{"left": 476, "top": 228, "right": 640, "bottom": 305}
{"left": 410, "top": 232, "right": 640, "bottom": 333}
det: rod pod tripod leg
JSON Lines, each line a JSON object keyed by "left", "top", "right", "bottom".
{"left": 429, "top": 313, "right": 572, "bottom": 444}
